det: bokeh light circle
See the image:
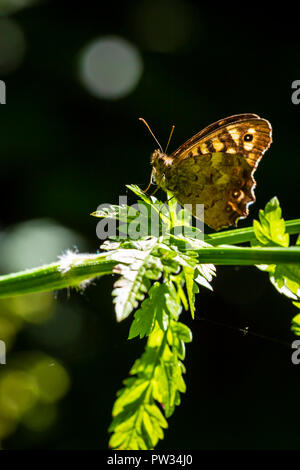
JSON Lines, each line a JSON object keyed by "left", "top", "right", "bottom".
{"left": 79, "top": 36, "right": 143, "bottom": 100}
{"left": 0, "top": 18, "right": 26, "bottom": 75}
{"left": 32, "top": 358, "right": 70, "bottom": 403}
{"left": 0, "top": 371, "right": 38, "bottom": 419}
{"left": 0, "top": 0, "right": 39, "bottom": 15}
{"left": 0, "top": 219, "right": 87, "bottom": 272}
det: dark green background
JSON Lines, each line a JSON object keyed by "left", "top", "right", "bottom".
{"left": 1, "top": 0, "right": 300, "bottom": 449}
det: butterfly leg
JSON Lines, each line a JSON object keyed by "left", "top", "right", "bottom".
{"left": 143, "top": 169, "right": 156, "bottom": 194}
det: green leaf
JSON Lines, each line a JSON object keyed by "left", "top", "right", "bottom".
{"left": 91, "top": 204, "right": 138, "bottom": 221}
{"left": 126, "top": 184, "right": 154, "bottom": 205}
{"left": 252, "top": 197, "right": 300, "bottom": 335}
{"left": 109, "top": 396, "right": 168, "bottom": 450}
{"left": 182, "top": 262, "right": 215, "bottom": 318}
{"left": 110, "top": 242, "right": 163, "bottom": 322}
{"left": 291, "top": 313, "right": 300, "bottom": 336}
{"left": 128, "top": 283, "right": 169, "bottom": 339}
{"left": 253, "top": 197, "right": 289, "bottom": 247}
{"left": 109, "top": 327, "right": 169, "bottom": 449}
{"left": 152, "top": 319, "right": 190, "bottom": 417}
{"left": 126, "top": 184, "right": 171, "bottom": 227}
{"left": 183, "top": 267, "right": 198, "bottom": 318}
{"left": 269, "top": 265, "right": 300, "bottom": 300}
{"left": 171, "top": 321, "right": 193, "bottom": 343}
{"left": 155, "top": 242, "right": 199, "bottom": 269}
{"left": 110, "top": 278, "right": 192, "bottom": 449}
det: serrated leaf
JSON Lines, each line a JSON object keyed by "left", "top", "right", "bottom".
{"left": 252, "top": 198, "right": 300, "bottom": 336}
{"left": 127, "top": 184, "right": 171, "bottom": 227}
{"left": 183, "top": 266, "right": 197, "bottom": 318}
{"left": 253, "top": 219, "right": 271, "bottom": 245}
{"left": 128, "top": 283, "right": 169, "bottom": 339}
{"left": 269, "top": 265, "right": 300, "bottom": 300}
{"left": 91, "top": 204, "right": 138, "bottom": 221}
{"left": 110, "top": 280, "right": 192, "bottom": 449}
{"left": 176, "top": 279, "right": 188, "bottom": 311}
{"left": 172, "top": 322, "right": 193, "bottom": 343}
{"left": 253, "top": 197, "right": 289, "bottom": 247}
{"left": 126, "top": 184, "right": 153, "bottom": 205}
{"left": 110, "top": 245, "right": 163, "bottom": 322}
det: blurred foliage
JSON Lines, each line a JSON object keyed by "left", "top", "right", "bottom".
{"left": 0, "top": 352, "right": 69, "bottom": 443}
{"left": 0, "top": 292, "right": 69, "bottom": 443}
{"left": 0, "top": 292, "right": 53, "bottom": 351}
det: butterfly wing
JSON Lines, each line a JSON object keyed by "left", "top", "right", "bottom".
{"left": 165, "top": 115, "right": 272, "bottom": 230}
{"left": 171, "top": 113, "right": 260, "bottom": 159}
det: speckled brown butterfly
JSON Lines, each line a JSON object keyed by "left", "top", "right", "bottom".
{"left": 141, "top": 113, "right": 272, "bottom": 231}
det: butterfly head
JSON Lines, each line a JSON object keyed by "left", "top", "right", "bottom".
{"left": 151, "top": 150, "right": 173, "bottom": 186}
{"left": 151, "top": 148, "right": 165, "bottom": 165}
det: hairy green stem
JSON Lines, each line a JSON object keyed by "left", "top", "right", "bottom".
{"left": 0, "top": 253, "right": 117, "bottom": 299}
{"left": 0, "top": 218, "right": 300, "bottom": 299}
{"left": 0, "top": 244, "right": 300, "bottom": 299}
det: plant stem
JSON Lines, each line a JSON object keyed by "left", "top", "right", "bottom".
{"left": 0, "top": 253, "right": 117, "bottom": 299}
{"left": 0, "top": 224, "right": 300, "bottom": 299}
{"left": 205, "top": 219, "right": 300, "bottom": 245}
{"left": 197, "top": 246, "right": 300, "bottom": 265}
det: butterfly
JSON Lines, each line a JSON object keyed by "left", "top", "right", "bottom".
{"left": 141, "top": 113, "right": 272, "bottom": 231}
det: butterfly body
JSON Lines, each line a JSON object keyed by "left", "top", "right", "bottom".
{"left": 151, "top": 114, "right": 272, "bottom": 230}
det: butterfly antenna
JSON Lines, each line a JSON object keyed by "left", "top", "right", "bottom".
{"left": 139, "top": 118, "right": 163, "bottom": 152}
{"left": 165, "top": 124, "right": 175, "bottom": 153}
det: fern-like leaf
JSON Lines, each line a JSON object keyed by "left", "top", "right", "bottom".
{"left": 110, "top": 241, "right": 163, "bottom": 322}
{"left": 109, "top": 280, "right": 192, "bottom": 450}
{"left": 253, "top": 197, "right": 300, "bottom": 332}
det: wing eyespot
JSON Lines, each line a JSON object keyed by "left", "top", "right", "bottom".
{"left": 243, "top": 134, "right": 253, "bottom": 142}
